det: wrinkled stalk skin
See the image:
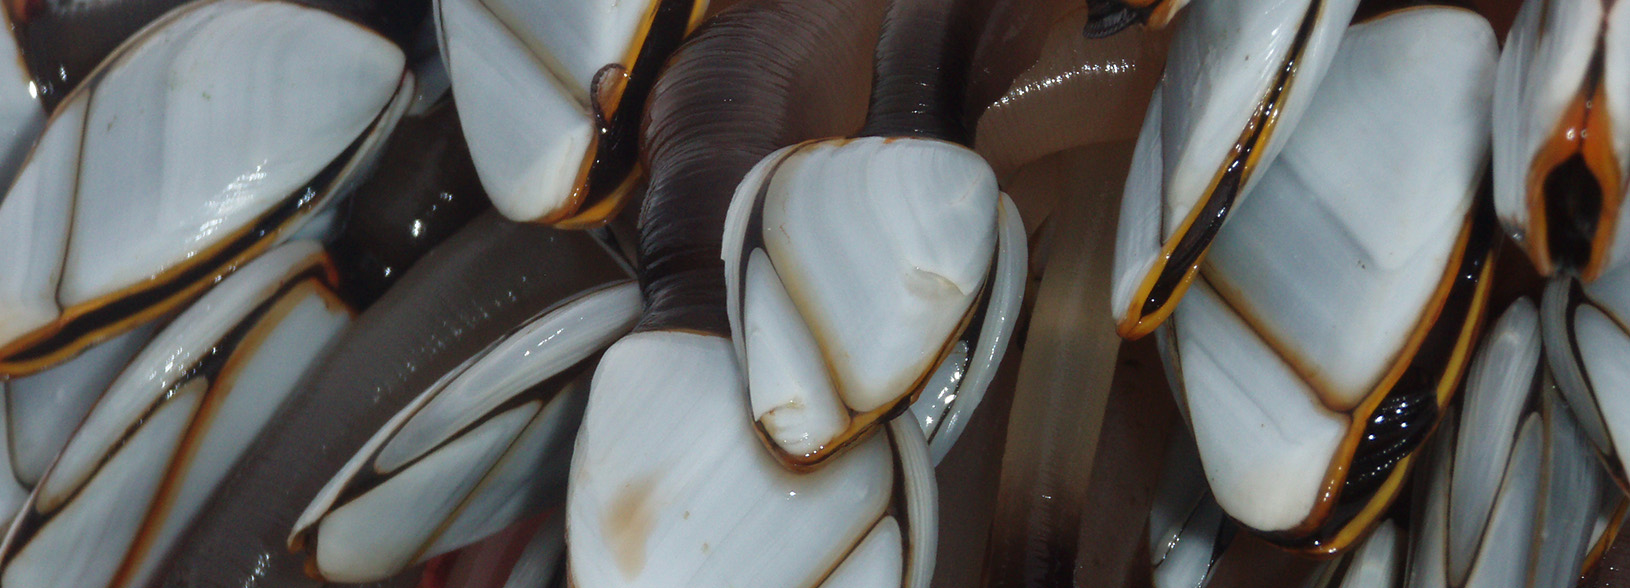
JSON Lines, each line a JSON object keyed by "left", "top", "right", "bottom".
{"left": 146, "top": 212, "right": 626, "bottom": 587}
{"left": 860, "top": 0, "right": 982, "bottom": 143}
{"left": 329, "top": 104, "right": 490, "bottom": 307}
{"left": 10, "top": 0, "right": 423, "bottom": 110}
{"left": 634, "top": 0, "right": 879, "bottom": 334}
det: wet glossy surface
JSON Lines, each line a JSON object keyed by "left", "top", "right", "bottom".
{"left": 3, "top": 1, "right": 1617, "bottom": 587}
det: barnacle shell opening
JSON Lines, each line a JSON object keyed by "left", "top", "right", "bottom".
{"left": 435, "top": 0, "right": 706, "bottom": 226}
{"left": 0, "top": 0, "right": 410, "bottom": 378}
{"left": 1108, "top": 0, "right": 1360, "bottom": 339}
{"left": 1493, "top": 0, "right": 1630, "bottom": 281}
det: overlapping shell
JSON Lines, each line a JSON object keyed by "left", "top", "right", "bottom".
{"left": 0, "top": 241, "right": 350, "bottom": 588}
{"left": 0, "top": 0, "right": 1591, "bottom": 586}
{"left": 0, "top": 0, "right": 410, "bottom": 376}
{"left": 0, "top": 322, "right": 155, "bottom": 522}
{"left": 1403, "top": 299, "right": 1622, "bottom": 588}
{"left": 1148, "top": 432, "right": 1410, "bottom": 588}
{"left": 291, "top": 282, "right": 641, "bottom": 582}
{"left": 435, "top": 0, "right": 706, "bottom": 226}
{"left": 1156, "top": 7, "right": 1497, "bottom": 552}
{"left": 147, "top": 213, "right": 632, "bottom": 586}
{"left": 1542, "top": 261, "right": 1630, "bottom": 487}
{"left": 567, "top": 330, "right": 936, "bottom": 588}
{"left": 1108, "top": 0, "right": 1361, "bottom": 338}
{"left": 721, "top": 137, "right": 1025, "bottom": 467}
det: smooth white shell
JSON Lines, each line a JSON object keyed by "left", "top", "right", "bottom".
{"left": 1166, "top": 7, "right": 1497, "bottom": 533}
{"left": 722, "top": 137, "right": 999, "bottom": 459}
{"left": 0, "top": 0, "right": 406, "bottom": 356}
{"left": 567, "top": 331, "right": 933, "bottom": 588}
{"left": 436, "top": 0, "right": 696, "bottom": 221}
{"left": 1108, "top": 0, "right": 1362, "bottom": 327}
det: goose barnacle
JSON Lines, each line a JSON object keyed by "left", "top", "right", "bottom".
{"left": 0, "top": 241, "right": 351, "bottom": 588}
{"left": 1541, "top": 260, "right": 1630, "bottom": 489}
{"left": 567, "top": 0, "right": 949, "bottom": 585}
{"left": 1158, "top": 6, "right": 1497, "bottom": 553}
{"left": 721, "top": 0, "right": 1026, "bottom": 469}
{"left": 0, "top": 0, "right": 412, "bottom": 377}
{"left": 143, "top": 213, "right": 631, "bottom": 586}
{"left": 289, "top": 281, "right": 641, "bottom": 582}
{"left": 435, "top": 0, "right": 707, "bottom": 226}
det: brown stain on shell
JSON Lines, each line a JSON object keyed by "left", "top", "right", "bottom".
{"left": 604, "top": 478, "right": 657, "bottom": 580}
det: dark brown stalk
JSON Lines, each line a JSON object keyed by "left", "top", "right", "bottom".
{"left": 634, "top": 0, "right": 882, "bottom": 334}
{"left": 144, "top": 212, "right": 627, "bottom": 587}
{"left": 329, "top": 103, "right": 490, "bottom": 308}
{"left": 858, "top": 0, "right": 984, "bottom": 143}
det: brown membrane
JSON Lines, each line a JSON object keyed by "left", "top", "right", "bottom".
{"left": 974, "top": 7, "right": 1168, "bottom": 181}
{"left": 1071, "top": 337, "right": 1183, "bottom": 588}
{"left": 632, "top": 0, "right": 881, "bottom": 334}
{"left": 962, "top": 0, "right": 1078, "bottom": 131}
{"left": 982, "top": 143, "right": 1131, "bottom": 587}
{"left": 328, "top": 103, "right": 490, "bottom": 308}
{"left": 1465, "top": 0, "right": 1518, "bottom": 37}
{"left": 0, "top": 74, "right": 404, "bottom": 378}
{"left": 538, "top": 0, "right": 705, "bottom": 228}
{"left": 144, "top": 213, "right": 627, "bottom": 587}
{"left": 1115, "top": 0, "right": 1324, "bottom": 340}
{"left": 1255, "top": 203, "right": 1497, "bottom": 555}
{"left": 1350, "top": 0, "right": 1477, "bottom": 23}
{"left": 1523, "top": 41, "right": 1621, "bottom": 280}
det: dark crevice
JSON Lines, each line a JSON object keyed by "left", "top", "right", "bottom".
{"left": 1544, "top": 153, "right": 1604, "bottom": 273}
